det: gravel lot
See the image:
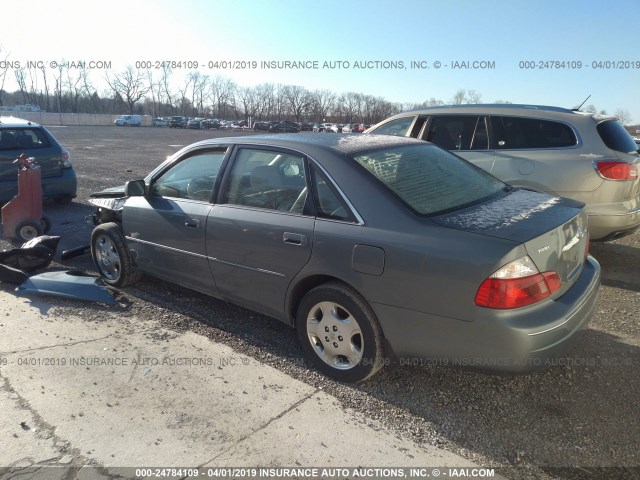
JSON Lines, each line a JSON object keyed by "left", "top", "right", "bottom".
{"left": 1, "top": 126, "right": 639, "bottom": 479}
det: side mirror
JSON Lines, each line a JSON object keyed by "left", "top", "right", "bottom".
{"left": 125, "top": 179, "right": 146, "bottom": 197}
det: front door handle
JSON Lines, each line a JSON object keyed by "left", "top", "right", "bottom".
{"left": 283, "top": 232, "right": 307, "bottom": 246}
{"left": 185, "top": 218, "right": 200, "bottom": 228}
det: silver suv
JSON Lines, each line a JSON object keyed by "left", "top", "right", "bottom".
{"left": 367, "top": 104, "right": 640, "bottom": 241}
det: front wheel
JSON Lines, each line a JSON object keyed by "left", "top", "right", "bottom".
{"left": 91, "top": 222, "right": 142, "bottom": 287}
{"left": 296, "top": 282, "right": 385, "bottom": 382}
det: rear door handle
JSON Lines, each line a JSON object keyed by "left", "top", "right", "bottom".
{"left": 283, "top": 232, "right": 307, "bottom": 246}
{"left": 185, "top": 218, "right": 200, "bottom": 228}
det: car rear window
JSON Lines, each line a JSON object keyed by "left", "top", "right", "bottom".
{"left": 596, "top": 120, "right": 639, "bottom": 154}
{"left": 0, "top": 127, "right": 52, "bottom": 151}
{"left": 352, "top": 144, "right": 506, "bottom": 216}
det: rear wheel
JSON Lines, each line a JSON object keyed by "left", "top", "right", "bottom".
{"left": 296, "top": 282, "right": 385, "bottom": 382}
{"left": 91, "top": 222, "right": 142, "bottom": 287}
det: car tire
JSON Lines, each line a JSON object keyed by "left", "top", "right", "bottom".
{"left": 296, "top": 282, "right": 385, "bottom": 382}
{"left": 16, "top": 221, "right": 43, "bottom": 241}
{"left": 91, "top": 222, "right": 142, "bottom": 287}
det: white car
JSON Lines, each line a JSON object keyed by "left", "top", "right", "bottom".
{"left": 152, "top": 117, "right": 168, "bottom": 127}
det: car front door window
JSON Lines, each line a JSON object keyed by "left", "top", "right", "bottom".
{"left": 153, "top": 150, "right": 225, "bottom": 202}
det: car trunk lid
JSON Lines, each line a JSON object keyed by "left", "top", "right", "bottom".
{"left": 433, "top": 189, "right": 588, "bottom": 292}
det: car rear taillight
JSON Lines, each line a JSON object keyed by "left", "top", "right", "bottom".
{"left": 594, "top": 161, "right": 638, "bottom": 180}
{"left": 61, "top": 151, "right": 72, "bottom": 168}
{"left": 475, "top": 256, "right": 562, "bottom": 309}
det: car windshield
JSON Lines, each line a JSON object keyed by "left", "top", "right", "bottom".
{"left": 351, "top": 144, "right": 507, "bottom": 216}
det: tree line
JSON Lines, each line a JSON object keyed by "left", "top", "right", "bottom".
{"left": 0, "top": 58, "right": 634, "bottom": 126}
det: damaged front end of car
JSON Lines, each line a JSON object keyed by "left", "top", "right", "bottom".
{"left": 87, "top": 185, "right": 127, "bottom": 226}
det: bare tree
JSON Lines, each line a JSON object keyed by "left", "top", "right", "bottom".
{"left": 210, "top": 75, "right": 236, "bottom": 118}
{"left": 64, "top": 67, "right": 83, "bottom": 112}
{"left": 584, "top": 104, "right": 597, "bottom": 114}
{"left": 282, "top": 85, "right": 310, "bottom": 122}
{"left": 615, "top": 109, "right": 632, "bottom": 126}
{"left": 450, "top": 89, "right": 467, "bottom": 104}
{"left": 236, "top": 86, "right": 260, "bottom": 121}
{"left": 340, "top": 92, "right": 364, "bottom": 123}
{"left": 0, "top": 45, "right": 10, "bottom": 107}
{"left": 146, "top": 69, "right": 160, "bottom": 116}
{"left": 255, "top": 83, "right": 276, "bottom": 119}
{"left": 310, "top": 89, "right": 335, "bottom": 122}
{"left": 105, "top": 66, "right": 151, "bottom": 114}
{"left": 467, "top": 89, "right": 482, "bottom": 104}
{"left": 188, "top": 71, "right": 209, "bottom": 116}
{"left": 14, "top": 68, "right": 31, "bottom": 104}
{"left": 159, "top": 64, "right": 174, "bottom": 113}
{"left": 38, "top": 64, "right": 52, "bottom": 111}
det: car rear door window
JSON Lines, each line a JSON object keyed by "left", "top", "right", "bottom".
{"left": 422, "top": 116, "right": 488, "bottom": 150}
{"left": 490, "top": 116, "right": 577, "bottom": 149}
{"left": 311, "top": 166, "right": 354, "bottom": 222}
{"left": 224, "top": 149, "right": 308, "bottom": 213}
{"left": 152, "top": 149, "right": 226, "bottom": 201}
{"left": 352, "top": 143, "right": 506, "bottom": 216}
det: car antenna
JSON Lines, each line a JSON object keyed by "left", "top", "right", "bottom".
{"left": 572, "top": 94, "right": 591, "bottom": 112}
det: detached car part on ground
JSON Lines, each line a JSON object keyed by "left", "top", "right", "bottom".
{"left": 366, "top": 104, "right": 640, "bottom": 242}
{"left": 88, "top": 134, "right": 600, "bottom": 382}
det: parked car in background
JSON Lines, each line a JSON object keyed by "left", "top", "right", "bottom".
{"left": 268, "top": 121, "right": 300, "bottom": 133}
{"left": 634, "top": 137, "right": 640, "bottom": 149}
{"left": 88, "top": 134, "right": 600, "bottom": 382}
{"left": 187, "top": 119, "right": 205, "bottom": 129}
{"left": 169, "top": 116, "right": 188, "bottom": 128}
{"left": 203, "top": 119, "right": 221, "bottom": 129}
{"left": 324, "top": 123, "right": 340, "bottom": 133}
{"left": 114, "top": 114, "right": 142, "bottom": 126}
{"left": 152, "top": 117, "right": 169, "bottom": 127}
{"left": 229, "top": 120, "right": 249, "bottom": 129}
{"left": 253, "top": 121, "right": 274, "bottom": 131}
{"left": 342, "top": 124, "right": 364, "bottom": 133}
{"left": 299, "top": 122, "right": 314, "bottom": 131}
{"left": 367, "top": 104, "right": 640, "bottom": 241}
{"left": 0, "top": 116, "right": 77, "bottom": 204}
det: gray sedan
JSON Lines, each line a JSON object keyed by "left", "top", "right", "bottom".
{"left": 89, "top": 134, "right": 600, "bottom": 382}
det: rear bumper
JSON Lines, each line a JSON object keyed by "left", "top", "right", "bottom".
{"left": 373, "top": 256, "right": 601, "bottom": 373}
{"left": 587, "top": 196, "right": 640, "bottom": 241}
{"left": 588, "top": 205, "right": 640, "bottom": 241}
{"left": 42, "top": 168, "right": 78, "bottom": 199}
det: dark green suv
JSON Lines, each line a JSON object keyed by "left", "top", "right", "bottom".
{"left": 169, "top": 116, "right": 188, "bottom": 128}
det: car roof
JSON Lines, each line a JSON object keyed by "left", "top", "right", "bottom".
{"left": 188, "top": 133, "right": 422, "bottom": 154}
{"left": 400, "top": 103, "right": 617, "bottom": 121}
{"left": 406, "top": 103, "right": 575, "bottom": 114}
{"left": 0, "top": 116, "right": 41, "bottom": 128}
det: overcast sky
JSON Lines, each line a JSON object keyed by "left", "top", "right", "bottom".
{"left": 2, "top": 0, "right": 639, "bottom": 123}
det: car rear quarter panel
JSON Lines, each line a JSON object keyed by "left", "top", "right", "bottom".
{"left": 289, "top": 209, "right": 525, "bottom": 327}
